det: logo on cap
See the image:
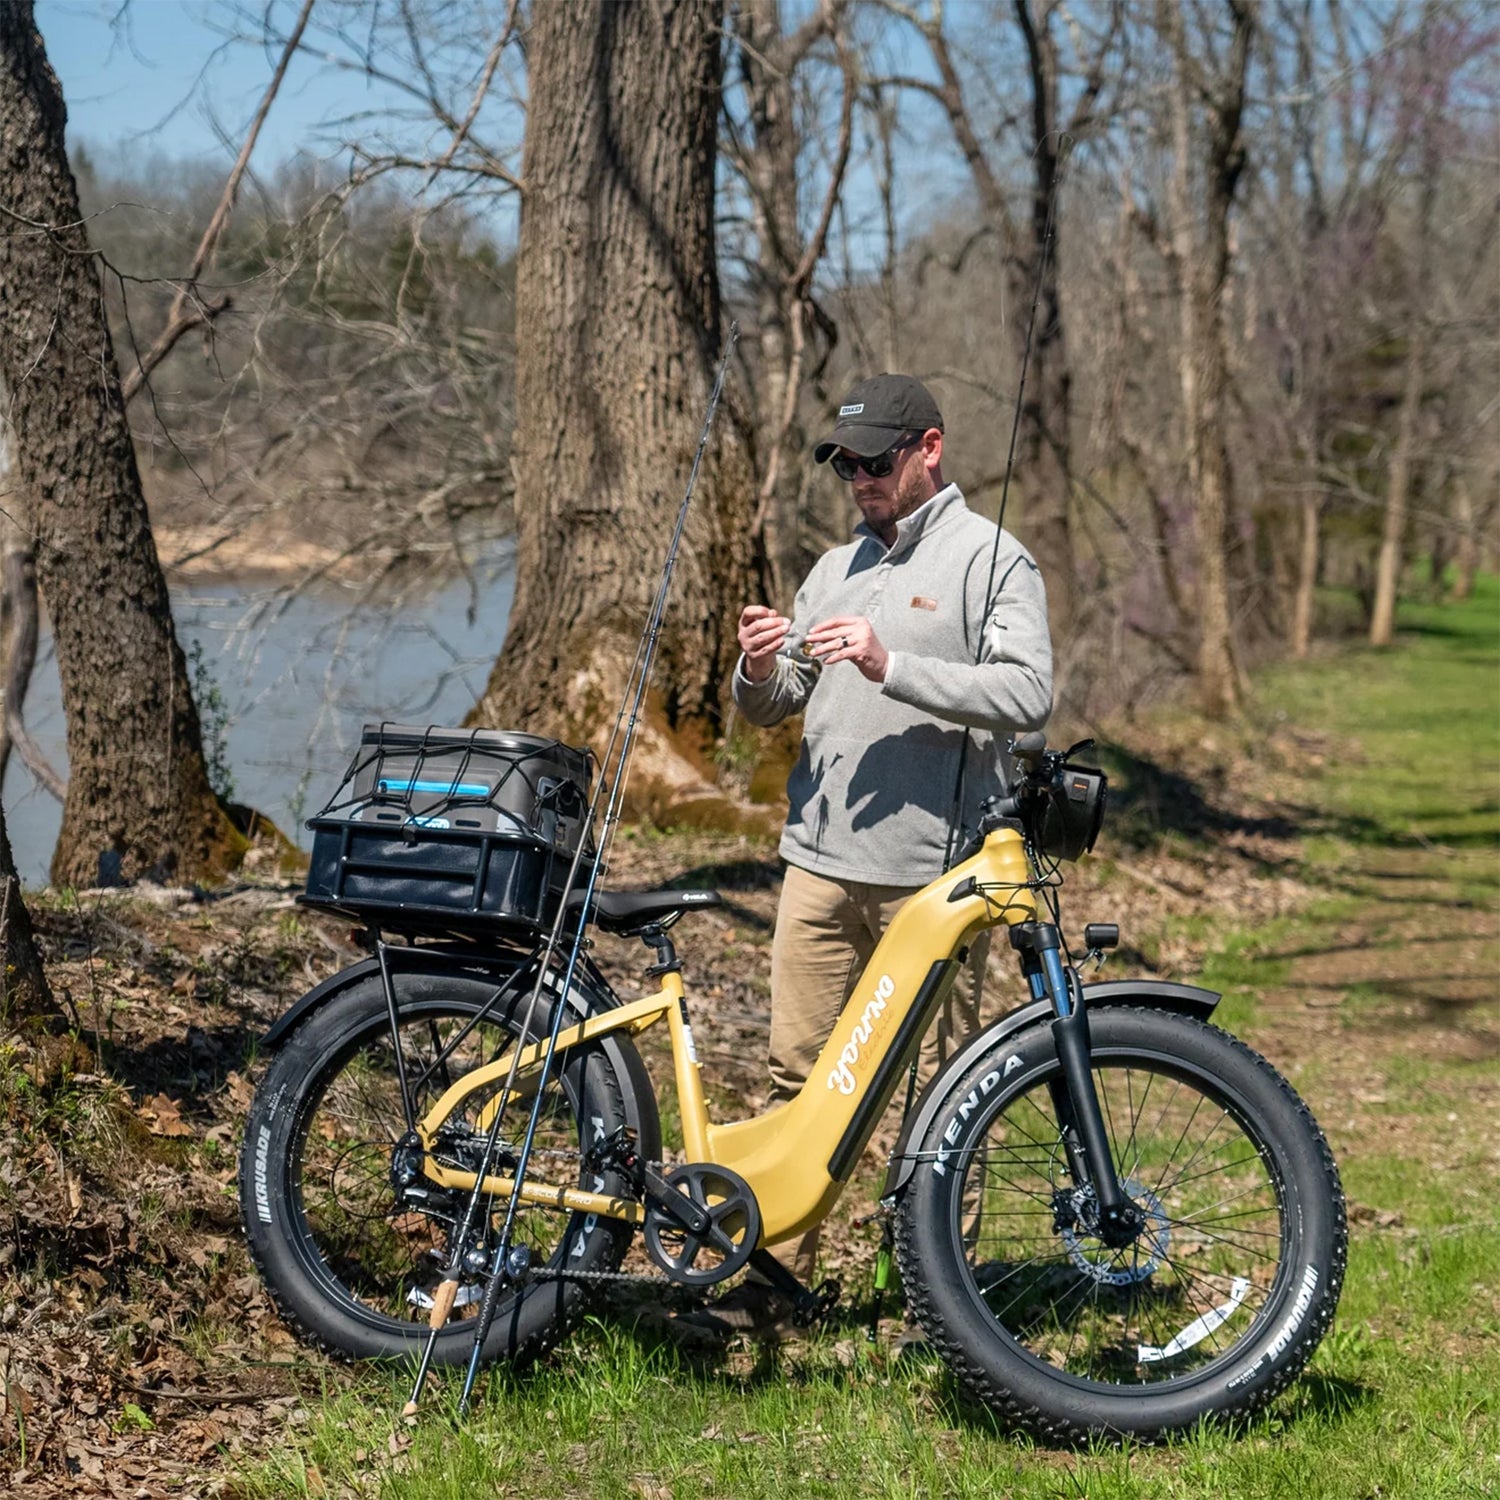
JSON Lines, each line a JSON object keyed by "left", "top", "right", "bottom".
{"left": 839, "top": 403, "right": 865, "bottom": 416}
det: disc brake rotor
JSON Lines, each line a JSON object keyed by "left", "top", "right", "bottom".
{"left": 1058, "top": 1179, "right": 1170, "bottom": 1286}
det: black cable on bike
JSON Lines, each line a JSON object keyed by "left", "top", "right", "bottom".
{"left": 413, "top": 327, "right": 739, "bottom": 1421}
{"left": 941, "top": 133, "right": 1073, "bottom": 874}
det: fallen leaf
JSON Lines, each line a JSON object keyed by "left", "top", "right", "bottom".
{"left": 139, "top": 1095, "right": 194, "bottom": 1139}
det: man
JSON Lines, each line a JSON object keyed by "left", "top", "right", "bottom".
{"left": 712, "top": 372, "right": 1053, "bottom": 1329}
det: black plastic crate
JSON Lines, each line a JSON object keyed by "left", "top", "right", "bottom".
{"left": 299, "top": 724, "right": 594, "bottom": 933}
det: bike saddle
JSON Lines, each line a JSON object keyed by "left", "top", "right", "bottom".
{"left": 564, "top": 887, "right": 722, "bottom": 936}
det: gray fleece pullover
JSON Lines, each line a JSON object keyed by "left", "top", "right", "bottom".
{"left": 733, "top": 483, "right": 1053, "bottom": 886}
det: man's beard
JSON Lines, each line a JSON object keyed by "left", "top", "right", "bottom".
{"left": 891, "top": 462, "right": 931, "bottom": 521}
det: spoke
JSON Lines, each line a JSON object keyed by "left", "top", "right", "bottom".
{"left": 972, "top": 1159, "right": 1061, "bottom": 1213}
{"left": 1164, "top": 1178, "right": 1280, "bottom": 1224}
{"left": 1151, "top": 1104, "right": 1238, "bottom": 1201}
{"left": 1156, "top": 1149, "right": 1264, "bottom": 1198}
{"left": 1146, "top": 1088, "right": 1209, "bottom": 1202}
{"left": 1097, "top": 1067, "right": 1125, "bottom": 1175}
{"left": 1154, "top": 1219, "right": 1282, "bottom": 1266}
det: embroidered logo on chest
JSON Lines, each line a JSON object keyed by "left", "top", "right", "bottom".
{"left": 910, "top": 596, "right": 938, "bottom": 611}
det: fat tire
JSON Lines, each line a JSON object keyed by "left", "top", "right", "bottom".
{"left": 895, "top": 1007, "right": 1346, "bottom": 1441}
{"left": 240, "top": 969, "right": 646, "bottom": 1369}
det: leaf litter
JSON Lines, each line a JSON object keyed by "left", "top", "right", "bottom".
{"left": 0, "top": 715, "right": 1491, "bottom": 1492}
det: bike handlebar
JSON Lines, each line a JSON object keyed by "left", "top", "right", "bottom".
{"left": 949, "top": 735, "right": 1105, "bottom": 868}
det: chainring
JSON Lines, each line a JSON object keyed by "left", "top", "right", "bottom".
{"left": 643, "top": 1162, "right": 762, "bottom": 1287}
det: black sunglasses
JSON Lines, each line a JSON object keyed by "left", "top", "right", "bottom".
{"left": 830, "top": 432, "right": 921, "bottom": 482}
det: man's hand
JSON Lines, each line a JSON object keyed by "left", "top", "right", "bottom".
{"left": 737, "top": 604, "right": 791, "bottom": 683}
{"left": 805, "top": 616, "right": 889, "bottom": 683}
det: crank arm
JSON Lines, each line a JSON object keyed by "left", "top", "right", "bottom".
{"left": 640, "top": 1164, "right": 713, "bottom": 1237}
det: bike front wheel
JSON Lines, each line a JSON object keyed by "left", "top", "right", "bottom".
{"left": 240, "top": 968, "right": 647, "bottom": 1368}
{"left": 895, "top": 1006, "right": 1346, "bottom": 1441}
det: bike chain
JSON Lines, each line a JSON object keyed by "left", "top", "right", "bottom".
{"left": 454, "top": 1142, "right": 676, "bottom": 1289}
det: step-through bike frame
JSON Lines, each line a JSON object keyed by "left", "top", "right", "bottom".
{"left": 403, "top": 825, "right": 1049, "bottom": 1248}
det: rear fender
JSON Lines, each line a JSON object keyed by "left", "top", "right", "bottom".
{"left": 881, "top": 979, "right": 1220, "bottom": 1199}
{"left": 257, "top": 950, "right": 661, "bottom": 1161}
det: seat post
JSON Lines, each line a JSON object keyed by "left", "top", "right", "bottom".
{"left": 640, "top": 922, "right": 680, "bottom": 977}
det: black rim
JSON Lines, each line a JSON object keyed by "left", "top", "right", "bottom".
{"left": 950, "top": 1045, "right": 1296, "bottom": 1394}
{"left": 283, "top": 998, "right": 592, "bottom": 1337}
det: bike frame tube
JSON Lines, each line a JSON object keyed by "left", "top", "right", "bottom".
{"left": 415, "top": 828, "right": 1038, "bottom": 1245}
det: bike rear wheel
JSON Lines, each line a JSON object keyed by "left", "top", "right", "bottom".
{"left": 240, "top": 969, "right": 646, "bottom": 1368}
{"left": 895, "top": 1006, "right": 1345, "bottom": 1440}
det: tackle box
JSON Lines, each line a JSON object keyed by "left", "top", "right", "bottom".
{"left": 300, "top": 724, "right": 594, "bottom": 933}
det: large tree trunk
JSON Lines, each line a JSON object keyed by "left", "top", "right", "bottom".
{"left": 0, "top": 3, "right": 242, "bottom": 887}
{"left": 471, "top": 0, "right": 757, "bottom": 778}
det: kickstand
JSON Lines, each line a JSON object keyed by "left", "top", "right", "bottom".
{"left": 865, "top": 1220, "right": 895, "bottom": 1342}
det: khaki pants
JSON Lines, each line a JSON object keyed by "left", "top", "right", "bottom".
{"left": 766, "top": 863, "right": 989, "bottom": 1282}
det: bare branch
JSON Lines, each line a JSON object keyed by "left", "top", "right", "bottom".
{"left": 119, "top": 0, "right": 316, "bottom": 405}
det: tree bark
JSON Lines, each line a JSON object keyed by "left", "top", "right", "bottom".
{"left": 1449, "top": 474, "right": 1477, "bottom": 602}
{"left": 1369, "top": 323, "right": 1426, "bottom": 646}
{"left": 1159, "top": 0, "right": 1254, "bottom": 718}
{"left": 470, "top": 0, "right": 757, "bottom": 769}
{"left": 1290, "top": 490, "right": 1321, "bottom": 659}
{"left": 0, "top": 2, "right": 242, "bottom": 887}
{"left": 0, "top": 796, "right": 54, "bottom": 1026}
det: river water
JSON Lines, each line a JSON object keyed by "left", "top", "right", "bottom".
{"left": 4, "top": 549, "right": 516, "bottom": 886}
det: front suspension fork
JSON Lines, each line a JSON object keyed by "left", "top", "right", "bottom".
{"left": 1015, "top": 924, "right": 1136, "bottom": 1236}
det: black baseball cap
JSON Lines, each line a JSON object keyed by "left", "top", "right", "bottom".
{"left": 813, "top": 374, "right": 944, "bottom": 464}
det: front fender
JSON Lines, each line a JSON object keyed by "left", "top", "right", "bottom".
{"left": 880, "top": 978, "right": 1220, "bottom": 1199}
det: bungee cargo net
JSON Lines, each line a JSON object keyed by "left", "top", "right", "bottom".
{"left": 300, "top": 723, "right": 595, "bottom": 935}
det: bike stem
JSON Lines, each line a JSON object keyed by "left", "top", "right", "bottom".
{"left": 1013, "top": 924, "right": 1133, "bottom": 1226}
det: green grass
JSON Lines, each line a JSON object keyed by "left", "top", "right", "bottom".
{"left": 233, "top": 582, "right": 1500, "bottom": 1499}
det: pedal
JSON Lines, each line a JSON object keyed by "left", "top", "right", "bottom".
{"left": 792, "top": 1278, "right": 841, "bottom": 1328}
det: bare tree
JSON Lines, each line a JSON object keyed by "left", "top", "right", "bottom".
{"left": 468, "top": 0, "right": 758, "bottom": 781}
{"left": 1137, "top": 0, "right": 1256, "bottom": 717}
{"left": 722, "top": 0, "right": 855, "bottom": 605}
{"left": 1371, "top": 5, "right": 1453, "bottom": 646}
{"left": 0, "top": 1, "right": 241, "bottom": 886}
{"left": 868, "top": 0, "right": 1122, "bottom": 643}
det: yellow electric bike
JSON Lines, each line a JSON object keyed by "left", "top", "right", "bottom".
{"left": 239, "top": 728, "right": 1346, "bottom": 1442}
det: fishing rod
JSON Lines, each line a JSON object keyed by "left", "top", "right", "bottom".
{"left": 402, "top": 325, "right": 739, "bottom": 1421}
{"left": 941, "top": 134, "right": 1072, "bottom": 873}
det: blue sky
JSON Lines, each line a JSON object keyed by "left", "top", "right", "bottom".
{"left": 39, "top": 0, "right": 413, "bottom": 166}
{"left": 36, "top": 0, "right": 970, "bottom": 272}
